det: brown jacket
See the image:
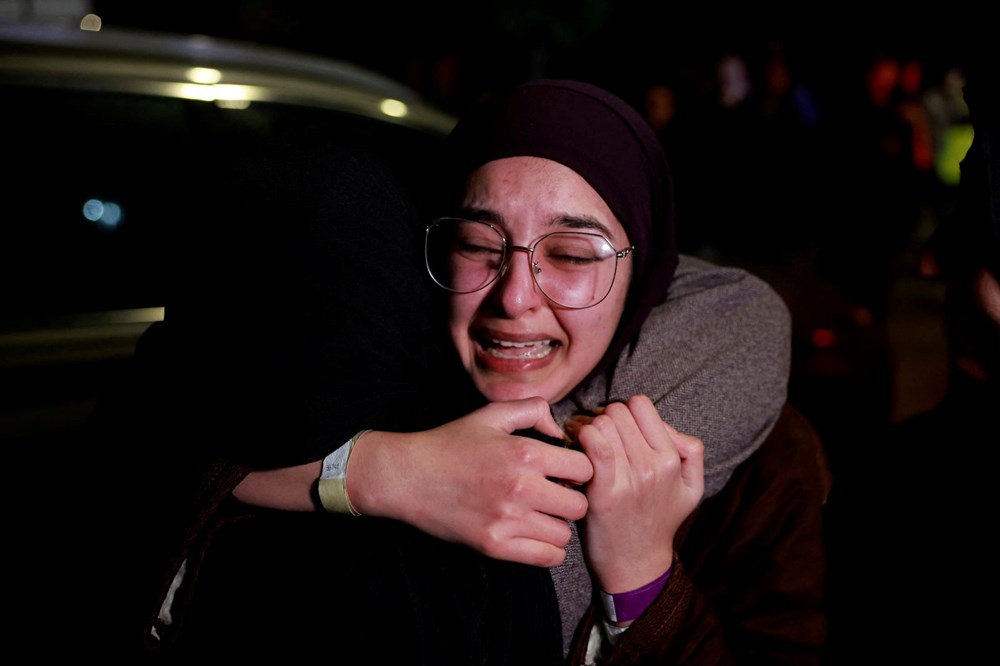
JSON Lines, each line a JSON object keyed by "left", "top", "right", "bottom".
{"left": 568, "top": 404, "right": 832, "bottom": 665}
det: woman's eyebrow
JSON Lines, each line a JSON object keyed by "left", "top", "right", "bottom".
{"left": 455, "top": 210, "right": 616, "bottom": 239}
{"left": 456, "top": 208, "right": 503, "bottom": 225}
{"left": 552, "top": 215, "right": 615, "bottom": 238}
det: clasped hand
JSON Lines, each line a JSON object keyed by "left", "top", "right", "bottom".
{"left": 358, "top": 395, "right": 704, "bottom": 575}
{"left": 568, "top": 395, "right": 704, "bottom": 593}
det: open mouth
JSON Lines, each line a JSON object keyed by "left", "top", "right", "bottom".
{"left": 480, "top": 336, "right": 557, "bottom": 360}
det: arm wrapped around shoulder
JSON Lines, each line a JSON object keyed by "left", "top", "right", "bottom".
{"left": 557, "top": 254, "right": 792, "bottom": 499}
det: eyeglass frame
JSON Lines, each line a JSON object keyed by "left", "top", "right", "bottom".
{"left": 424, "top": 216, "right": 635, "bottom": 310}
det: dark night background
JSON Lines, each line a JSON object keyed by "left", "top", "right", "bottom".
{"left": 88, "top": 1, "right": 982, "bottom": 115}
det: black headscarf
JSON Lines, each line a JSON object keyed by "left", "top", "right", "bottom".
{"left": 444, "top": 79, "right": 678, "bottom": 392}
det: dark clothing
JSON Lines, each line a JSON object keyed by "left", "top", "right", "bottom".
{"left": 132, "top": 403, "right": 829, "bottom": 664}
{"left": 159, "top": 127, "right": 477, "bottom": 469}
{"left": 825, "top": 378, "right": 998, "bottom": 664}
{"left": 149, "top": 496, "right": 564, "bottom": 663}
{"left": 78, "top": 130, "right": 486, "bottom": 659}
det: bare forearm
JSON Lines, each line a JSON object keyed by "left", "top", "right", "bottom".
{"left": 232, "top": 460, "right": 323, "bottom": 511}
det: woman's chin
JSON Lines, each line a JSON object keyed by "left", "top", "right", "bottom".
{"left": 473, "top": 374, "right": 565, "bottom": 405}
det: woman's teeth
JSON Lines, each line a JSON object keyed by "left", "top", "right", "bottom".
{"left": 487, "top": 339, "right": 554, "bottom": 359}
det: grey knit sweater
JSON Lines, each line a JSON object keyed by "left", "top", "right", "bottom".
{"left": 549, "top": 254, "right": 792, "bottom": 654}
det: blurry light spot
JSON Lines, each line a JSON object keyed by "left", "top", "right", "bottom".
{"left": 718, "top": 55, "right": 750, "bottom": 108}
{"left": 212, "top": 84, "right": 252, "bottom": 101}
{"left": 851, "top": 306, "right": 874, "bottom": 327}
{"left": 380, "top": 98, "right": 408, "bottom": 118}
{"left": 82, "top": 198, "right": 123, "bottom": 229}
{"left": 811, "top": 328, "right": 837, "bottom": 348}
{"left": 187, "top": 67, "right": 222, "bottom": 84}
{"left": 83, "top": 199, "right": 103, "bottom": 222}
{"left": 80, "top": 14, "right": 102, "bottom": 31}
{"left": 868, "top": 56, "right": 900, "bottom": 107}
{"left": 900, "top": 60, "right": 922, "bottom": 96}
{"left": 176, "top": 83, "right": 217, "bottom": 102}
{"left": 645, "top": 84, "right": 676, "bottom": 132}
{"left": 937, "top": 124, "right": 975, "bottom": 186}
{"left": 216, "top": 98, "right": 251, "bottom": 109}
{"left": 170, "top": 83, "right": 257, "bottom": 105}
{"left": 102, "top": 202, "right": 123, "bottom": 227}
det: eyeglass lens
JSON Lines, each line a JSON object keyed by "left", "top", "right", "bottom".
{"left": 425, "top": 218, "right": 621, "bottom": 308}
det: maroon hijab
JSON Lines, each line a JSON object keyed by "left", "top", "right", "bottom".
{"left": 445, "top": 79, "right": 678, "bottom": 391}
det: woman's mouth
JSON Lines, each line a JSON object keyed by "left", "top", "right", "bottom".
{"left": 483, "top": 337, "right": 556, "bottom": 360}
{"left": 467, "top": 329, "right": 564, "bottom": 396}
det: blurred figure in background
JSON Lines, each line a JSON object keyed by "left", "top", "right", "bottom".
{"left": 923, "top": 64, "right": 974, "bottom": 222}
{"left": 819, "top": 51, "right": 935, "bottom": 321}
{"left": 825, "top": 64, "right": 998, "bottom": 664}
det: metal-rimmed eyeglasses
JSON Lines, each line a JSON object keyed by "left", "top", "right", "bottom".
{"left": 424, "top": 217, "right": 634, "bottom": 309}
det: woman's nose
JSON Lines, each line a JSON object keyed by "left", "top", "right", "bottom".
{"left": 490, "top": 247, "right": 543, "bottom": 317}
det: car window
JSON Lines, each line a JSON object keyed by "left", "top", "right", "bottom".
{"left": 1, "top": 83, "right": 447, "bottom": 320}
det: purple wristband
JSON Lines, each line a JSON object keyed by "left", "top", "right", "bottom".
{"left": 600, "top": 567, "right": 672, "bottom": 623}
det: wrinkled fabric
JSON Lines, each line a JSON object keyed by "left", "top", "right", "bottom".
{"left": 549, "top": 255, "right": 790, "bottom": 651}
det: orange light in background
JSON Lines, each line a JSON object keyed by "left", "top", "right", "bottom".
{"left": 867, "top": 56, "right": 899, "bottom": 108}
{"left": 851, "top": 305, "right": 874, "bottom": 327}
{"left": 811, "top": 328, "right": 837, "bottom": 348}
{"left": 900, "top": 60, "right": 922, "bottom": 96}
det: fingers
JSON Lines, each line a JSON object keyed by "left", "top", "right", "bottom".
{"left": 614, "top": 395, "right": 668, "bottom": 464}
{"left": 572, "top": 395, "right": 705, "bottom": 504}
{"left": 665, "top": 421, "right": 705, "bottom": 496}
{"left": 626, "top": 395, "right": 674, "bottom": 453}
{"left": 584, "top": 395, "right": 668, "bottom": 469}
{"left": 506, "top": 537, "right": 570, "bottom": 568}
{"left": 538, "top": 475, "right": 590, "bottom": 520}
{"left": 545, "top": 447, "right": 595, "bottom": 487}
{"left": 586, "top": 395, "right": 697, "bottom": 461}
{"left": 479, "top": 496, "right": 582, "bottom": 567}
{"left": 479, "top": 399, "right": 594, "bottom": 485}
{"left": 494, "top": 480, "right": 586, "bottom": 567}
{"left": 487, "top": 396, "right": 565, "bottom": 441}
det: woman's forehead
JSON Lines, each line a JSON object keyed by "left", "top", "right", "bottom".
{"left": 461, "top": 156, "right": 628, "bottom": 242}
